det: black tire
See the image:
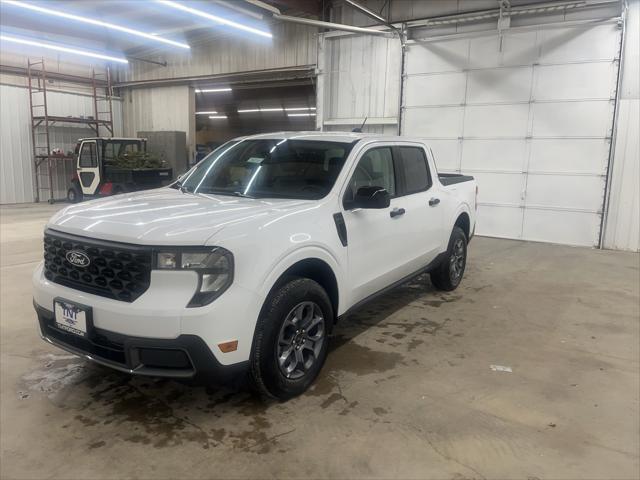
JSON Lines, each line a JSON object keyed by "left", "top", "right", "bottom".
{"left": 431, "top": 226, "right": 468, "bottom": 291}
{"left": 249, "top": 277, "right": 332, "bottom": 400}
{"left": 67, "top": 186, "right": 82, "bottom": 203}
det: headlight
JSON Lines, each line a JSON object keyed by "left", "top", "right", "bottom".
{"left": 155, "top": 247, "right": 233, "bottom": 307}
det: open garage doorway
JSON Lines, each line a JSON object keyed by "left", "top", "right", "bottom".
{"left": 194, "top": 79, "right": 316, "bottom": 162}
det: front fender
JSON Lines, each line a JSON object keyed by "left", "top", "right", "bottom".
{"left": 258, "top": 244, "right": 346, "bottom": 312}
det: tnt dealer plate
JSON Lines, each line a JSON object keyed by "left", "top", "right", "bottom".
{"left": 54, "top": 300, "right": 88, "bottom": 337}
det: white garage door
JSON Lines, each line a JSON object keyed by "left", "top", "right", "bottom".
{"left": 402, "top": 21, "right": 622, "bottom": 246}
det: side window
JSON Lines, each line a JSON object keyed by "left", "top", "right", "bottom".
{"left": 79, "top": 142, "right": 97, "bottom": 168}
{"left": 344, "top": 147, "right": 395, "bottom": 205}
{"left": 399, "top": 147, "right": 431, "bottom": 194}
{"left": 103, "top": 143, "right": 116, "bottom": 164}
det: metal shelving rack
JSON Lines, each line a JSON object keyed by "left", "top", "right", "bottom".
{"left": 27, "top": 58, "right": 114, "bottom": 203}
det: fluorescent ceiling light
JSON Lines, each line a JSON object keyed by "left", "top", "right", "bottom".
{"left": 288, "top": 113, "right": 316, "bottom": 117}
{"left": 285, "top": 107, "right": 316, "bottom": 111}
{"left": 1, "top": 0, "right": 189, "bottom": 49}
{"left": 196, "top": 111, "right": 218, "bottom": 115}
{"left": 0, "top": 34, "right": 128, "bottom": 63}
{"left": 157, "top": 0, "right": 272, "bottom": 39}
{"left": 238, "top": 107, "right": 283, "bottom": 113}
{"left": 195, "top": 88, "right": 232, "bottom": 93}
{"left": 209, "top": 115, "right": 227, "bottom": 119}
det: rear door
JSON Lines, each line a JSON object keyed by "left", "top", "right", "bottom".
{"left": 394, "top": 144, "right": 444, "bottom": 264}
{"left": 77, "top": 140, "right": 100, "bottom": 195}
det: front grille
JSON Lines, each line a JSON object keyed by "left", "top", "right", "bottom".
{"left": 43, "top": 230, "right": 152, "bottom": 302}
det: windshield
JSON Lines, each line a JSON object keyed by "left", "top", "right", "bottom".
{"left": 179, "top": 138, "right": 355, "bottom": 200}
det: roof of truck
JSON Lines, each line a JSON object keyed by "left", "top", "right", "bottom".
{"left": 78, "top": 137, "right": 146, "bottom": 141}
{"left": 238, "top": 131, "right": 426, "bottom": 144}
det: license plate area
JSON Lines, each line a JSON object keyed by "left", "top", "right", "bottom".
{"left": 54, "top": 299, "right": 92, "bottom": 338}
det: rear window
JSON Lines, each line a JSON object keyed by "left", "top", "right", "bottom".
{"left": 399, "top": 147, "right": 431, "bottom": 194}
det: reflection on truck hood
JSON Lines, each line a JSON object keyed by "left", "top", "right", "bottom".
{"left": 47, "top": 188, "right": 314, "bottom": 245}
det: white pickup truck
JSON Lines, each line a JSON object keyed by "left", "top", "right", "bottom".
{"left": 33, "top": 132, "right": 477, "bottom": 399}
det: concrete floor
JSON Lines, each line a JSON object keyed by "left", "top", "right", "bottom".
{"left": 1, "top": 203, "right": 638, "bottom": 480}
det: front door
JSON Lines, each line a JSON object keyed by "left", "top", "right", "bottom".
{"left": 342, "top": 145, "right": 416, "bottom": 305}
{"left": 77, "top": 140, "right": 100, "bottom": 195}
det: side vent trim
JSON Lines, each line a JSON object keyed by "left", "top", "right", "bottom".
{"left": 332, "top": 213, "right": 348, "bottom": 247}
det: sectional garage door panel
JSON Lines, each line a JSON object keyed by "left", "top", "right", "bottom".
{"left": 462, "top": 139, "right": 528, "bottom": 172}
{"left": 476, "top": 205, "right": 524, "bottom": 239}
{"left": 402, "top": 21, "right": 621, "bottom": 246}
{"left": 403, "top": 106, "right": 463, "bottom": 137}
{"left": 428, "top": 139, "right": 460, "bottom": 171}
{"left": 528, "top": 139, "right": 610, "bottom": 174}
{"left": 405, "top": 72, "right": 466, "bottom": 107}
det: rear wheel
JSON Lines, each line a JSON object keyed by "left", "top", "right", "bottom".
{"left": 431, "top": 226, "right": 467, "bottom": 291}
{"left": 67, "top": 186, "right": 82, "bottom": 203}
{"left": 249, "top": 277, "right": 332, "bottom": 400}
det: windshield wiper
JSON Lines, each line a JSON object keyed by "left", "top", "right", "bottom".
{"left": 230, "top": 191, "right": 255, "bottom": 198}
{"left": 202, "top": 189, "right": 256, "bottom": 198}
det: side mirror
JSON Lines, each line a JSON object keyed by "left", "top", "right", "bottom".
{"left": 353, "top": 186, "right": 390, "bottom": 209}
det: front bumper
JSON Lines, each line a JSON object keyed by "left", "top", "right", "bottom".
{"left": 33, "top": 262, "right": 263, "bottom": 366}
{"left": 35, "top": 301, "right": 247, "bottom": 381}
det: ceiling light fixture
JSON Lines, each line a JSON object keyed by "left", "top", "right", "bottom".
{"left": 238, "top": 107, "right": 283, "bottom": 113}
{"left": 285, "top": 107, "right": 316, "bottom": 111}
{"left": 209, "top": 115, "right": 227, "bottom": 119}
{"left": 0, "top": 34, "right": 129, "bottom": 63}
{"left": 196, "top": 111, "right": 218, "bottom": 115}
{"left": 1, "top": 0, "right": 189, "bottom": 49}
{"left": 195, "top": 88, "right": 232, "bottom": 93}
{"left": 288, "top": 113, "right": 316, "bottom": 117}
{"left": 157, "top": 0, "right": 272, "bottom": 39}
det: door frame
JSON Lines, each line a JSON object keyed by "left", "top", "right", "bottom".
{"left": 77, "top": 140, "right": 101, "bottom": 195}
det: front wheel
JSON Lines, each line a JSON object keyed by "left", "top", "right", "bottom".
{"left": 431, "top": 226, "right": 467, "bottom": 291}
{"left": 248, "top": 277, "right": 332, "bottom": 400}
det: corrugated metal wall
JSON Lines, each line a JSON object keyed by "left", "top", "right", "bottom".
{"left": 603, "top": 0, "right": 640, "bottom": 251}
{"left": 0, "top": 82, "right": 123, "bottom": 204}
{"left": 121, "top": 85, "right": 195, "bottom": 164}
{"left": 317, "top": 34, "right": 400, "bottom": 133}
{"left": 119, "top": 22, "right": 316, "bottom": 83}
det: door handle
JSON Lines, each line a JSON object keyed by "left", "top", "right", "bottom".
{"left": 429, "top": 197, "right": 440, "bottom": 207}
{"left": 390, "top": 207, "right": 405, "bottom": 218}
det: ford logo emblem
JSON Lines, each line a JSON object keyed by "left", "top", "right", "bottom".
{"left": 66, "top": 250, "right": 90, "bottom": 268}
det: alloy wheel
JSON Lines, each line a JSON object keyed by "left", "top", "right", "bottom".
{"left": 276, "top": 301, "right": 326, "bottom": 380}
{"left": 449, "top": 238, "right": 465, "bottom": 284}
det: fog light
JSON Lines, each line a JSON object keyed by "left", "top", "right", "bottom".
{"left": 157, "top": 252, "right": 177, "bottom": 269}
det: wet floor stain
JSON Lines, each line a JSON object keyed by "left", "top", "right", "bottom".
{"left": 19, "top": 275, "right": 467, "bottom": 454}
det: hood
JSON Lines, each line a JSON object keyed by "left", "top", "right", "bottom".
{"left": 47, "top": 188, "right": 313, "bottom": 245}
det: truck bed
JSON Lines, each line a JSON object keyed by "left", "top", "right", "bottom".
{"left": 439, "top": 173, "right": 475, "bottom": 186}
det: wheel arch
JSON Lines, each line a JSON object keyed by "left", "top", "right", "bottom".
{"left": 263, "top": 257, "right": 340, "bottom": 322}
{"left": 449, "top": 203, "right": 472, "bottom": 241}
{"left": 454, "top": 211, "right": 471, "bottom": 240}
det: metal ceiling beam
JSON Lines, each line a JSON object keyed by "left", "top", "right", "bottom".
{"left": 0, "top": 64, "right": 107, "bottom": 86}
{"left": 404, "top": 0, "right": 620, "bottom": 27}
{"left": 343, "top": 0, "right": 391, "bottom": 26}
{"left": 273, "top": 13, "right": 394, "bottom": 36}
{"left": 114, "top": 65, "right": 316, "bottom": 89}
